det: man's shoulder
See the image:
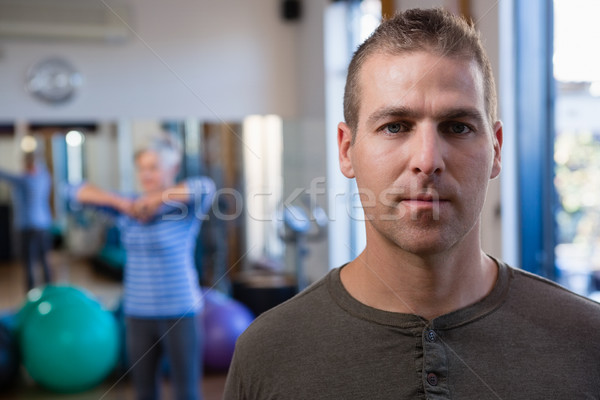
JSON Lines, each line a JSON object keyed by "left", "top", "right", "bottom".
{"left": 508, "top": 265, "right": 600, "bottom": 321}
{"left": 242, "top": 269, "right": 334, "bottom": 325}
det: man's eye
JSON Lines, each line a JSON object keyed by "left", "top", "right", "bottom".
{"left": 384, "top": 123, "right": 403, "bottom": 134}
{"left": 449, "top": 123, "right": 472, "bottom": 134}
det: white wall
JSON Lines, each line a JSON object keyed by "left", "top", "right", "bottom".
{"left": 0, "top": 0, "right": 299, "bottom": 120}
{"left": 0, "top": 0, "right": 332, "bottom": 283}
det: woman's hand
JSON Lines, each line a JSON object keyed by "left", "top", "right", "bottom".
{"left": 132, "top": 192, "right": 163, "bottom": 222}
{"left": 114, "top": 197, "right": 135, "bottom": 218}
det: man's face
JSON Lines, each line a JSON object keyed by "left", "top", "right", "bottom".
{"left": 338, "top": 51, "right": 502, "bottom": 256}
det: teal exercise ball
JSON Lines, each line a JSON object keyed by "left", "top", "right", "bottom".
{"left": 18, "top": 285, "right": 120, "bottom": 393}
{"left": 16, "top": 285, "right": 95, "bottom": 332}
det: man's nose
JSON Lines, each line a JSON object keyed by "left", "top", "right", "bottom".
{"left": 409, "top": 123, "right": 445, "bottom": 177}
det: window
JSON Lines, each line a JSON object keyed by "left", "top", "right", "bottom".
{"left": 553, "top": 0, "right": 600, "bottom": 297}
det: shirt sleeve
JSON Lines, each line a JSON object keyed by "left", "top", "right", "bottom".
{"left": 63, "top": 182, "right": 124, "bottom": 218}
{"left": 0, "top": 169, "right": 23, "bottom": 185}
{"left": 63, "top": 182, "right": 84, "bottom": 206}
{"left": 222, "top": 351, "right": 247, "bottom": 400}
{"left": 184, "top": 176, "right": 216, "bottom": 216}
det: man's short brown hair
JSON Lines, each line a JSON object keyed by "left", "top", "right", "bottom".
{"left": 343, "top": 8, "right": 497, "bottom": 139}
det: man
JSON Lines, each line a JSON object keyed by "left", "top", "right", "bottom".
{"left": 224, "top": 8, "right": 600, "bottom": 399}
{"left": 0, "top": 152, "right": 52, "bottom": 290}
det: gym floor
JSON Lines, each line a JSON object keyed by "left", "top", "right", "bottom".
{"left": 0, "top": 250, "right": 227, "bottom": 400}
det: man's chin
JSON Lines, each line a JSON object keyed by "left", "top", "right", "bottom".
{"left": 398, "top": 241, "right": 454, "bottom": 257}
{"left": 386, "top": 227, "right": 457, "bottom": 256}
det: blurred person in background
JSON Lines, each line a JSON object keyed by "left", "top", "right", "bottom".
{"left": 0, "top": 151, "right": 53, "bottom": 291}
{"left": 69, "top": 134, "right": 215, "bottom": 400}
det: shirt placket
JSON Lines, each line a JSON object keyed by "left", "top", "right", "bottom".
{"left": 421, "top": 326, "right": 450, "bottom": 399}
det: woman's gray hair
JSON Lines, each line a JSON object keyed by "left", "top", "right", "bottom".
{"left": 135, "top": 132, "right": 182, "bottom": 170}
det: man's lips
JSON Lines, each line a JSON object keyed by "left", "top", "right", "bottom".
{"left": 396, "top": 193, "right": 450, "bottom": 212}
{"left": 400, "top": 199, "right": 447, "bottom": 206}
{"left": 405, "top": 193, "right": 437, "bottom": 202}
{"left": 382, "top": 185, "right": 453, "bottom": 208}
{"left": 398, "top": 193, "right": 448, "bottom": 202}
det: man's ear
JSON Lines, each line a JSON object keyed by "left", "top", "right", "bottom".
{"left": 490, "top": 120, "right": 503, "bottom": 179}
{"left": 338, "top": 122, "right": 355, "bottom": 179}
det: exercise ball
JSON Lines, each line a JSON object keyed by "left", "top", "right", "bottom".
{"left": 0, "top": 310, "right": 17, "bottom": 336}
{"left": 0, "top": 322, "right": 19, "bottom": 390}
{"left": 202, "top": 290, "right": 254, "bottom": 371}
{"left": 18, "top": 285, "right": 120, "bottom": 393}
{"left": 16, "top": 285, "right": 94, "bottom": 331}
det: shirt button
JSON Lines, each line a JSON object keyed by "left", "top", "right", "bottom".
{"left": 427, "top": 372, "right": 438, "bottom": 386}
{"left": 426, "top": 329, "right": 437, "bottom": 342}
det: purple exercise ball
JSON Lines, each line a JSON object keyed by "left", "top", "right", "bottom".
{"left": 202, "top": 290, "right": 254, "bottom": 371}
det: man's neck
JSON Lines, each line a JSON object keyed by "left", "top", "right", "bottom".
{"left": 340, "top": 229, "right": 498, "bottom": 321}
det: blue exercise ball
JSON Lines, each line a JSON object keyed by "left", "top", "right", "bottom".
{"left": 202, "top": 290, "right": 254, "bottom": 371}
{"left": 0, "top": 321, "right": 19, "bottom": 390}
{"left": 18, "top": 285, "right": 120, "bottom": 393}
{"left": 0, "top": 311, "right": 17, "bottom": 334}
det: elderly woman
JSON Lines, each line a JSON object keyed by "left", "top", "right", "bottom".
{"left": 70, "top": 135, "right": 215, "bottom": 400}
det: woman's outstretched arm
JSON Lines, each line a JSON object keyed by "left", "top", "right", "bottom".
{"left": 76, "top": 183, "right": 133, "bottom": 216}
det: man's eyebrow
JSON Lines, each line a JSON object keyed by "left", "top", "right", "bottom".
{"left": 366, "top": 106, "right": 487, "bottom": 125}
{"left": 367, "top": 106, "right": 421, "bottom": 125}
{"left": 436, "top": 108, "right": 486, "bottom": 124}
